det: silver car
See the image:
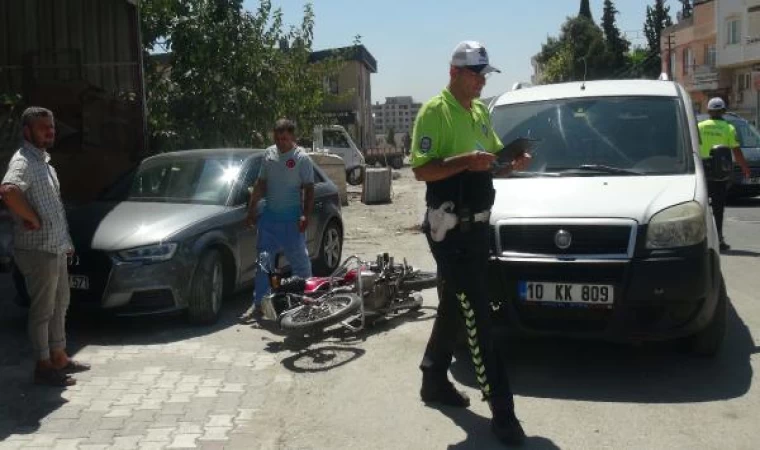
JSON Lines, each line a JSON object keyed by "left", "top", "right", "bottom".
{"left": 12, "top": 148, "right": 344, "bottom": 324}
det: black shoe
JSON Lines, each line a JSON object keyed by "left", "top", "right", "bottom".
{"left": 491, "top": 411, "right": 526, "bottom": 447}
{"left": 420, "top": 375, "right": 470, "bottom": 408}
{"left": 720, "top": 240, "right": 731, "bottom": 252}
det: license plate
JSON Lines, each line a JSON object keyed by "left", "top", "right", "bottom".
{"left": 518, "top": 281, "right": 614, "bottom": 306}
{"left": 69, "top": 275, "right": 90, "bottom": 290}
{"left": 742, "top": 177, "right": 760, "bottom": 185}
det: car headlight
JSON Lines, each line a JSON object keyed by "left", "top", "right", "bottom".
{"left": 117, "top": 243, "right": 178, "bottom": 263}
{"left": 646, "top": 202, "right": 706, "bottom": 249}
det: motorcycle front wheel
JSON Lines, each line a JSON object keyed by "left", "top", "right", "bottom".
{"left": 399, "top": 270, "right": 438, "bottom": 292}
{"left": 279, "top": 293, "right": 362, "bottom": 333}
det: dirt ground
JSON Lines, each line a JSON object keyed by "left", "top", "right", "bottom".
{"left": 340, "top": 166, "right": 436, "bottom": 272}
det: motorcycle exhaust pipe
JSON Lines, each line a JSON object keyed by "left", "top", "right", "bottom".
{"left": 387, "top": 294, "right": 423, "bottom": 312}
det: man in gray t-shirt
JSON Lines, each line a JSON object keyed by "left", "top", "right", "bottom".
{"left": 243, "top": 119, "right": 315, "bottom": 320}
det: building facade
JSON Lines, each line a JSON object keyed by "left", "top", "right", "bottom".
{"left": 662, "top": 0, "right": 728, "bottom": 113}
{"left": 371, "top": 96, "right": 421, "bottom": 135}
{"left": 309, "top": 45, "right": 378, "bottom": 149}
{"left": 716, "top": 0, "right": 760, "bottom": 123}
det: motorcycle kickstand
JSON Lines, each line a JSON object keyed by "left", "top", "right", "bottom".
{"left": 340, "top": 295, "right": 366, "bottom": 333}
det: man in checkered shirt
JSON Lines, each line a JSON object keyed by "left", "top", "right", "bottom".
{"left": 1, "top": 107, "right": 90, "bottom": 386}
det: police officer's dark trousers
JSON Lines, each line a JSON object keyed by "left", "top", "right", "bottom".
{"left": 420, "top": 221, "right": 514, "bottom": 409}
{"left": 707, "top": 179, "right": 729, "bottom": 240}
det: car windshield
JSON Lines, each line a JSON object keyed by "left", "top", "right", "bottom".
{"left": 491, "top": 96, "right": 691, "bottom": 176}
{"left": 128, "top": 156, "right": 244, "bottom": 205}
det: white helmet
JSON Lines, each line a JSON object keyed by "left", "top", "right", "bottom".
{"left": 707, "top": 97, "right": 726, "bottom": 111}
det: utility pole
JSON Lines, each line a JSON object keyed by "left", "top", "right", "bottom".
{"left": 666, "top": 33, "right": 676, "bottom": 80}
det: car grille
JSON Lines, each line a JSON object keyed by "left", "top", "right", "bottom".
{"left": 68, "top": 250, "right": 112, "bottom": 304}
{"left": 498, "top": 223, "right": 633, "bottom": 257}
{"left": 123, "top": 289, "right": 176, "bottom": 313}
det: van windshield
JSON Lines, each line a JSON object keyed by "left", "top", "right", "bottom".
{"left": 491, "top": 97, "right": 692, "bottom": 176}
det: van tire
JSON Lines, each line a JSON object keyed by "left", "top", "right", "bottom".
{"left": 684, "top": 279, "right": 727, "bottom": 357}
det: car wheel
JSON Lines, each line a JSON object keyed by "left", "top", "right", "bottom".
{"left": 684, "top": 278, "right": 727, "bottom": 357}
{"left": 187, "top": 249, "right": 225, "bottom": 325}
{"left": 347, "top": 166, "right": 364, "bottom": 186}
{"left": 390, "top": 156, "right": 403, "bottom": 170}
{"left": 313, "top": 220, "right": 342, "bottom": 276}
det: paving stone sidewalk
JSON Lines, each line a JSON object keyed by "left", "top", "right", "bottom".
{"left": 0, "top": 289, "right": 292, "bottom": 450}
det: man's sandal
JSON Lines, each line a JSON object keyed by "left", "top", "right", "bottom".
{"left": 34, "top": 367, "right": 76, "bottom": 387}
{"left": 60, "top": 360, "right": 91, "bottom": 374}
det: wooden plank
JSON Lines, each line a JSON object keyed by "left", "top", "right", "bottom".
{"left": 82, "top": 0, "right": 100, "bottom": 86}
{"left": 0, "top": 0, "right": 9, "bottom": 91}
{"left": 68, "top": 0, "right": 85, "bottom": 80}
{"left": 37, "top": 0, "right": 53, "bottom": 52}
{"left": 24, "top": 0, "right": 39, "bottom": 61}
{"left": 114, "top": 0, "right": 133, "bottom": 91}
{"left": 53, "top": 0, "right": 70, "bottom": 80}
{"left": 99, "top": 0, "right": 116, "bottom": 92}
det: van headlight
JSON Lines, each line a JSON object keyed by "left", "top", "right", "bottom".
{"left": 646, "top": 202, "right": 706, "bottom": 249}
{"left": 117, "top": 243, "right": 178, "bottom": 263}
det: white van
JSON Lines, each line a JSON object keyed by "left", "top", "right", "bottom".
{"left": 487, "top": 80, "right": 727, "bottom": 356}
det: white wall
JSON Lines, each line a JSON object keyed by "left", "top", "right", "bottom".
{"left": 718, "top": 0, "right": 760, "bottom": 67}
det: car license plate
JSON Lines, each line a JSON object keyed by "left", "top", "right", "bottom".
{"left": 69, "top": 275, "right": 89, "bottom": 290}
{"left": 518, "top": 281, "right": 613, "bottom": 306}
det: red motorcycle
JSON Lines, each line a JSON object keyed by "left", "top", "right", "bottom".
{"left": 258, "top": 252, "right": 438, "bottom": 335}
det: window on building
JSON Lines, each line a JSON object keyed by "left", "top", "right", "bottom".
{"left": 705, "top": 45, "right": 717, "bottom": 67}
{"left": 683, "top": 47, "right": 693, "bottom": 75}
{"left": 749, "top": 6, "right": 760, "bottom": 42}
{"left": 727, "top": 19, "right": 741, "bottom": 45}
{"left": 736, "top": 73, "right": 751, "bottom": 94}
{"left": 324, "top": 76, "right": 339, "bottom": 95}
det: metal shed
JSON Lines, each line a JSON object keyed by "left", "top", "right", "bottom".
{"left": 0, "top": 0, "right": 148, "bottom": 203}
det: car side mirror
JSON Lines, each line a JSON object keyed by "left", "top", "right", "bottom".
{"left": 708, "top": 145, "right": 732, "bottom": 181}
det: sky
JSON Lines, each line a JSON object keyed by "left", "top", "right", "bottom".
{"left": 243, "top": 0, "right": 663, "bottom": 103}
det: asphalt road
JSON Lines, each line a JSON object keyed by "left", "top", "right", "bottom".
{"left": 0, "top": 194, "right": 758, "bottom": 449}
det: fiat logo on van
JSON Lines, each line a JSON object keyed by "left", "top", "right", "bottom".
{"left": 554, "top": 229, "right": 572, "bottom": 250}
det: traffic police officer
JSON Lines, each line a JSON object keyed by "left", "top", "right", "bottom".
{"left": 698, "top": 97, "right": 751, "bottom": 251}
{"left": 411, "top": 41, "right": 531, "bottom": 447}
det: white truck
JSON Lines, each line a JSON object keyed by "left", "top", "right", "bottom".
{"left": 312, "top": 125, "right": 367, "bottom": 186}
{"left": 312, "top": 125, "right": 406, "bottom": 186}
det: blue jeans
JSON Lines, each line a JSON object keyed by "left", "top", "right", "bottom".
{"left": 253, "top": 214, "right": 312, "bottom": 305}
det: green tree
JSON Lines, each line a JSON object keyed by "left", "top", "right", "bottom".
{"left": 386, "top": 127, "right": 396, "bottom": 148}
{"left": 602, "top": 0, "right": 630, "bottom": 75}
{"left": 140, "top": 0, "right": 346, "bottom": 151}
{"left": 643, "top": 0, "right": 673, "bottom": 78}
{"left": 623, "top": 47, "right": 651, "bottom": 79}
{"left": 579, "top": 0, "right": 593, "bottom": 21}
{"left": 536, "top": 16, "right": 607, "bottom": 84}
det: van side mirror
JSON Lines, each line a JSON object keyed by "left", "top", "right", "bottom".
{"left": 708, "top": 145, "right": 732, "bottom": 181}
